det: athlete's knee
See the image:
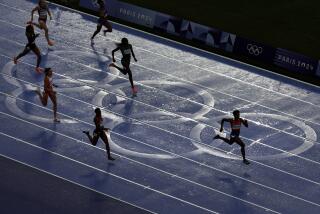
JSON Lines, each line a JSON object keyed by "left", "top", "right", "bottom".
{"left": 97, "top": 25, "right": 102, "bottom": 31}
{"left": 92, "top": 136, "right": 99, "bottom": 146}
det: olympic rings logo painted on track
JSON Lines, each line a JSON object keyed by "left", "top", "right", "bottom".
{"left": 247, "top": 44, "right": 263, "bottom": 56}
{"left": 1, "top": 50, "right": 316, "bottom": 161}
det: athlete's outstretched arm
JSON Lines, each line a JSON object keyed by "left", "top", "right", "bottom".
{"left": 31, "top": 6, "right": 38, "bottom": 21}
{"left": 111, "top": 47, "right": 120, "bottom": 62}
{"left": 130, "top": 46, "right": 137, "bottom": 62}
{"left": 241, "top": 118, "right": 248, "bottom": 127}
{"left": 219, "top": 118, "right": 229, "bottom": 132}
{"left": 47, "top": 7, "right": 52, "bottom": 20}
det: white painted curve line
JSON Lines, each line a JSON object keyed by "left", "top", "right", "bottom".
{"left": 1, "top": 31, "right": 319, "bottom": 151}
{"left": 0, "top": 111, "right": 279, "bottom": 213}
{"left": 1, "top": 44, "right": 320, "bottom": 168}
{"left": 1, "top": 1, "right": 319, "bottom": 108}
{"left": 2, "top": 57, "right": 320, "bottom": 191}
{"left": 0, "top": 153, "right": 156, "bottom": 214}
{"left": 0, "top": 19, "right": 319, "bottom": 146}
{"left": 0, "top": 130, "right": 219, "bottom": 214}
{"left": 1, "top": 90, "right": 320, "bottom": 209}
{"left": 0, "top": 2, "right": 319, "bottom": 131}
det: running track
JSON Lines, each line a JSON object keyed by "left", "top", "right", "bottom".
{"left": 0, "top": 0, "right": 320, "bottom": 213}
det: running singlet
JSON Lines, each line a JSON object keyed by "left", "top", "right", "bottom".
{"left": 97, "top": 0, "right": 106, "bottom": 17}
{"left": 230, "top": 119, "right": 241, "bottom": 137}
{"left": 38, "top": 3, "right": 48, "bottom": 20}
{"left": 94, "top": 116, "right": 104, "bottom": 133}
{"left": 120, "top": 44, "right": 132, "bottom": 60}
{"left": 26, "top": 32, "right": 37, "bottom": 48}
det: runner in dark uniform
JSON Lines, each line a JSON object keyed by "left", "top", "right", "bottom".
{"left": 30, "top": 0, "right": 54, "bottom": 46}
{"left": 213, "top": 110, "right": 250, "bottom": 165}
{"left": 109, "top": 38, "right": 138, "bottom": 96}
{"left": 83, "top": 108, "right": 115, "bottom": 160}
{"left": 91, "top": 0, "right": 112, "bottom": 43}
{"left": 13, "top": 24, "right": 42, "bottom": 73}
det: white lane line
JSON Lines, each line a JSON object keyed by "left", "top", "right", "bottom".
{"left": 1, "top": 89, "right": 320, "bottom": 209}
{"left": 0, "top": 153, "right": 156, "bottom": 214}
{"left": 1, "top": 1, "right": 319, "bottom": 109}
{"left": 0, "top": 20, "right": 319, "bottom": 149}
{"left": 0, "top": 130, "right": 219, "bottom": 214}
{"left": 0, "top": 111, "right": 279, "bottom": 213}
{"left": 1, "top": 49, "right": 320, "bottom": 168}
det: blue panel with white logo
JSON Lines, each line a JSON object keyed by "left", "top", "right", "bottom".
{"left": 233, "top": 37, "right": 276, "bottom": 63}
{"left": 274, "top": 48, "right": 318, "bottom": 75}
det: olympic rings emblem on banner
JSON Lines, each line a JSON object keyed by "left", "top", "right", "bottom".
{"left": 247, "top": 44, "right": 263, "bottom": 56}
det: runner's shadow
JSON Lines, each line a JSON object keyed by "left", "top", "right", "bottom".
{"left": 123, "top": 99, "right": 134, "bottom": 117}
{"left": 31, "top": 129, "right": 57, "bottom": 151}
{"left": 90, "top": 42, "right": 112, "bottom": 71}
{"left": 218, "top": 176, "right": 247, "bottom": 197}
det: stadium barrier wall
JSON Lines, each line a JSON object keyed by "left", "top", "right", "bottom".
{"left": 71, "top": 1, "right": 320, "bottom": 78}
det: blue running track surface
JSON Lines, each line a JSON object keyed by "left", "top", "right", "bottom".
{"left": 0, "top": 0, "right": 320, "bottom": 213}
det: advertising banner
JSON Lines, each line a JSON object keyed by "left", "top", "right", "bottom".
{"left": 180, "top": 21, "right": 235, "bottom": 52}
{"left": 219, "top": 32, "right": 236, "bottom": 52}
{"left": 153, "top": 13, "right": 182, "bottom": 36}
{"left": 80, "top": 0, "right": 155, "bottom": 27}
{"left": 233, "top": 37, "right": 275, "bottom": 63}
{"left": 274, "top": 48, "right": 317, "bottom": 75}
{"left": 111, "top": 1, "right": 156, "bottom": 27}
